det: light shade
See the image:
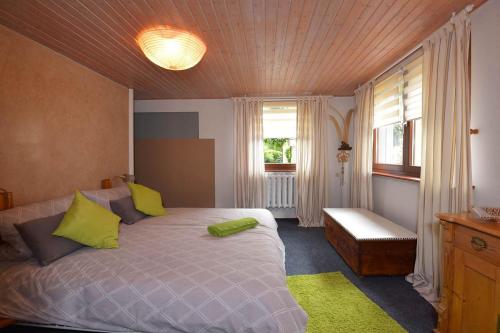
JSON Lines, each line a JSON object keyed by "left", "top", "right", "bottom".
{"left": 137, "top": 26, "right": 206, "bottom": 71}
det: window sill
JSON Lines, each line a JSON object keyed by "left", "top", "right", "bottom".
{"left": 372, "top": 171, "right": 420, "bottom": 182}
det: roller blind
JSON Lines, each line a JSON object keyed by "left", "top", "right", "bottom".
{"left": 373, "top": 53, "right": 423, "bottom": 128}
{"left": 403, "top": 56, "right": 423, "bottom": 122}
{"left": 374, "top": 71, "right": 404, "bottom": 128}
{"left": 263, "top": 101, "right": 297, "bottom": 138}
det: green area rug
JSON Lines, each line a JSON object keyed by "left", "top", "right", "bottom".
{"left": 287, "top": 272, "right": 407, "bottom": 333}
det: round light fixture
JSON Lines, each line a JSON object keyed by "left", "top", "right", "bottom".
{"left": 137, "top": 26, "right": 206, "bottom": 71}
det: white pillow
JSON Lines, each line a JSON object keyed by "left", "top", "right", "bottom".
{"left": 81, "top": 185, "right": 130, "bottom": 210}
{"left": 0, "top": 195, "right": 73, "bottom": 260}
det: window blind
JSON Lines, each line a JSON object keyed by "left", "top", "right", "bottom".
{"left": 263, "top": 101, "right": 297, "bottom": 138}
{"left": 373, "top": 52, "right": 423, "bottom": 128}
{"left": 403, "top": 56, "right": 423, "bottom": 122}
{"left": 374, "top": 71, "right": 404, "bottom": 128}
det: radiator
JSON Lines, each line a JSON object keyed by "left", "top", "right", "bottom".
{"left": 265, "top": 172, "right": 295, "bottom": 208}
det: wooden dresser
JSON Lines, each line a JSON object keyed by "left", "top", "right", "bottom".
{"left": 436, "top": 213, "right": 500, "bottom": 333}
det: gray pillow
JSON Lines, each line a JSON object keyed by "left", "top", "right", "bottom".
{"left": 14, "top": 213, "right": 83, "bottom": 266}
{"left": 110, "top": 196, "right": 148, "bottom": 225}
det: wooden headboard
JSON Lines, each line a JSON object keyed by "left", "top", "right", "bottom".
{"left": 0, "top": 189, "right": 12, "bottom": 246}
{"left": 0, "top": 189, "right": 13, "bottom": 211}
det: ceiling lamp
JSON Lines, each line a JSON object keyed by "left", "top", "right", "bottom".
{"left": 137, "top": 26, "right": 206, "bottom": 71}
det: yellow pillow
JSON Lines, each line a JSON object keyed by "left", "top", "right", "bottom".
{"left": 53, "top": 191, "right": 120, "bottom": 249}
{"left": 127, "top": 183, "right": 165, "bottom": 216}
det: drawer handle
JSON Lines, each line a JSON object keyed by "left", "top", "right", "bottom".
{"left": 470, "top": 236, "right": 488, "bottom": 251}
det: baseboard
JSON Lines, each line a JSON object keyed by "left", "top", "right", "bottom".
{"left": 267, "top": 207, "right": 296, "bottom": 219}
{"left": 275, "top": 218, "right": 300, "bottom": 223}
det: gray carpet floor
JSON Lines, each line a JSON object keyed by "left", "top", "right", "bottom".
{"left": 5, "top": 218, "right": 436, "bottom": 333}
{"left": 277, "top": 218, "right": 436, "bottom": 333}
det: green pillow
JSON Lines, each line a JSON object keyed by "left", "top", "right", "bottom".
{"left": 127, "top": 183, "right": 165, "bottom": 216}
{"left": 53, "top": 191, "right": 120, "bottom": 249}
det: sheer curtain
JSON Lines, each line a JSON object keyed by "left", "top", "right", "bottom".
{"left": 233, "top": 97, "right": 266, "bottom": 208}
{"left": 296, "top": 96, "right": 328, "bottom": 227}
{"left": 408, "top": 8, "right": 472, "bottom": 303}
{"left": 351, "top": 83, "right": 374, "bottom": 210}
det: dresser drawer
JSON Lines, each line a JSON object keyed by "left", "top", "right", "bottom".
{"left": 454, "top": 225, "right": 500, "bottom": 266}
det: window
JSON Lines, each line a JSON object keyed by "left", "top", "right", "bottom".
{"left": 263, "top": 101, "right": 297, "bottom": 172}
{"left": 373, "top": 52, "right": 422, "bottom": 179}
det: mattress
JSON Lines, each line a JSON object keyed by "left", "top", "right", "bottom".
{"left": 0, "top": 208, "right": 307, "bottom": 333}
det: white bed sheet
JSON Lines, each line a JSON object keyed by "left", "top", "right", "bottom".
{"left": 0, "top": 208, "right": 307, "bottom": 333}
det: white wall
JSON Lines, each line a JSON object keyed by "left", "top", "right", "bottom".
{"left": 327, "top": 97, "right": 355, "bottom": 208}
{"left": 134, "top": 99, "right": 234, "bottom": 208}
{"left": 373, "top": 176, "right": 419, "bottom": 232}
{"left": 134, "top": 96, "right": 355, "bottom": 214}
{"left": 471, "top": 0, "right": 500, "bottom": 207}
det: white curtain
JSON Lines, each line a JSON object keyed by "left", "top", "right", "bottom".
{"left": 296, "top": 96, "right": 328, "bottom": 227}
{"left": 233, "top": 97, "right": 267, "bottom": 208}
{"left": 408, "top": 9, "right": 472, "bottom": 304}
{"left": 351, "top": 83, "right": 374, "bottom": 210}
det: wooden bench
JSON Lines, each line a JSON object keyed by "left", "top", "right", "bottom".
{"left": 323, "top": 208, "right": 417, "bottom": 276}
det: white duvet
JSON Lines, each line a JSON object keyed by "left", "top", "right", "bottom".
{"left": 0, "top": 208, "right": 307, "bottom": 333}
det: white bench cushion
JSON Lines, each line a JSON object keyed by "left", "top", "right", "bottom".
{"left": 323, "top": 208, "right": 417, "bottom": 241}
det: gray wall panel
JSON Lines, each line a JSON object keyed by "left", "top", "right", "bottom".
{"left": 134, "top": 112, "right": 199, "bottom": 139}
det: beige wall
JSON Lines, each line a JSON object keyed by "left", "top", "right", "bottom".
{"left": 0, "top": 25, "right": 129, "bottom": 206}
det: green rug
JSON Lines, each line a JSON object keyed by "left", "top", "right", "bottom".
{"left": 287, "top": 272, "right": 407, "bottom": 333}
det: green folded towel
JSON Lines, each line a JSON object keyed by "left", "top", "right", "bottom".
{"left": 207, "top": 218, "right": 258, "bottom": 237}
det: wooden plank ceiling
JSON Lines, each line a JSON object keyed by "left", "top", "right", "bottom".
{"left": 0, "top": 0, "right": 485, "bottom": 99}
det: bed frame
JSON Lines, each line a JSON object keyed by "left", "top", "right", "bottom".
{"left": 0, "top": 188, "right": 13, "bottom": 211}
{"left": 13, "top": 321, "right": 130, "bottom": 332}
{"left": 0, "top": 189, "right": 15, "bottom": 328}
{"left": 0, "top": 318, "right": 15, "bottom": 328}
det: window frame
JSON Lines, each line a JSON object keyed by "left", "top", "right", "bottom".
{"left": 373, "top": 119, "right": 421, "bottom": 179}
{"left": 265, "top": 163, "right": 296, "bottom": 172}
{"left": 263, "top": 101, "right": 297, "bottom": 172}
{"left": 372, "top": 49, "right": 423, "bottom": 181}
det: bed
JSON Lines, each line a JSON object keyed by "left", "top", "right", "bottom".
{"left": 0, "top": 207, "right": 307, "bottom": 332}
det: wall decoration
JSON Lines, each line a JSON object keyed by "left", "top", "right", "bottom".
{"left": 329, "top": 106, "right": 354, "bottom": 206}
